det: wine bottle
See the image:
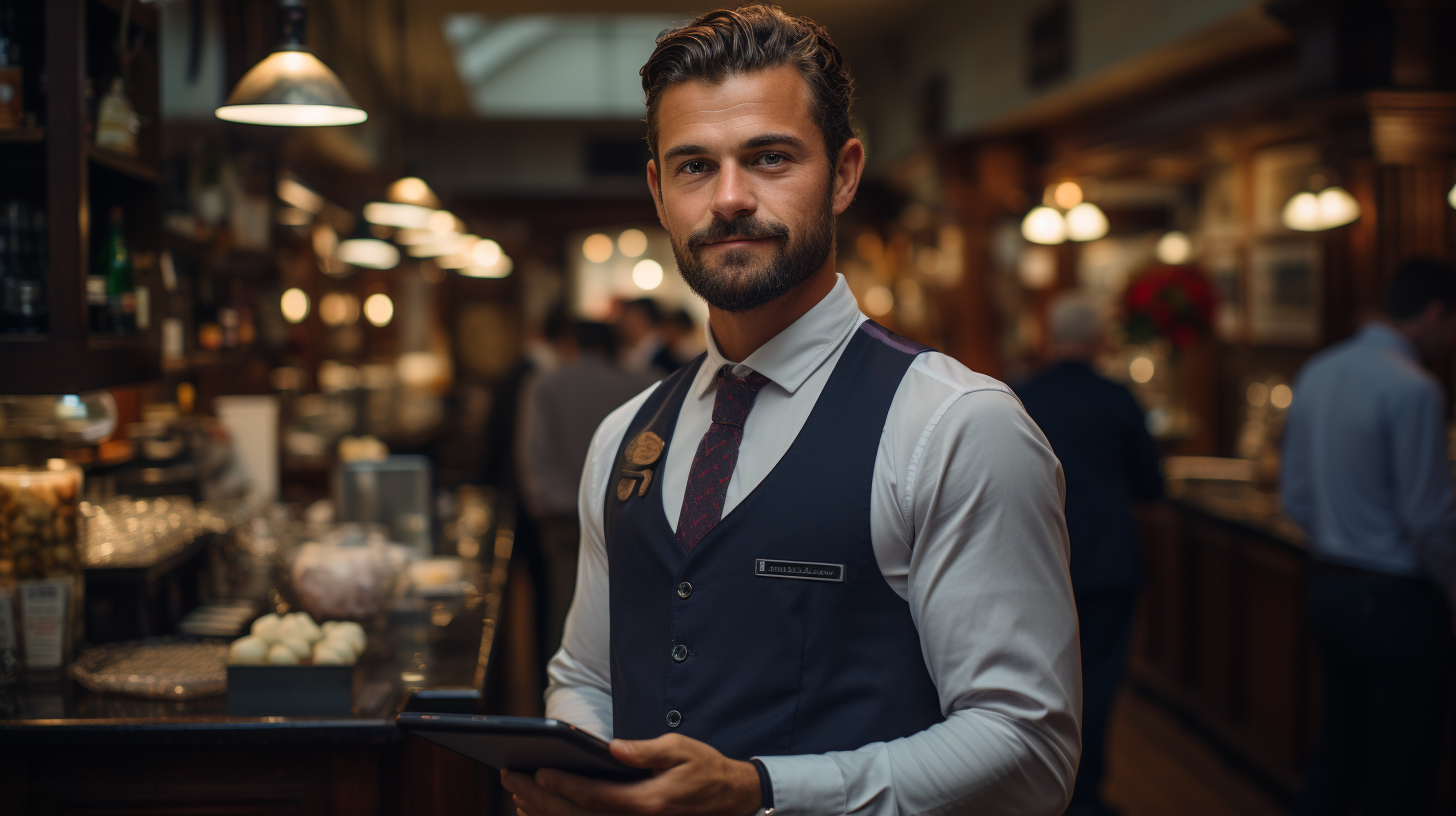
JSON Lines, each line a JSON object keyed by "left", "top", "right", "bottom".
{"left": 100, "top": 207, "right": 136, "bottom": 334}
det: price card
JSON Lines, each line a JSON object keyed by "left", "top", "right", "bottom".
{"left": 20, "top": 578, "right": 69, "bottom": 669}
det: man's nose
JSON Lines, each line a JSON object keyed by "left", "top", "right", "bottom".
{"left": 710, "top": 162, "right": 756, "bottom": 222}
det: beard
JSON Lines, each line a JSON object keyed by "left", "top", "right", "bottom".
{"left": 669, "top": 198, "right": 835, "bottom": 313}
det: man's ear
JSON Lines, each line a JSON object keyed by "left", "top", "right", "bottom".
{"left": 647, "top": 158, "right": 668, "bottom": 230}
{"left": 831, "top": 138, "right": 865, "bottom": 217}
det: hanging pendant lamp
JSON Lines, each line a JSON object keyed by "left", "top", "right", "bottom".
{"left": 216, "top": 0, "right": 367, "bottom": 127}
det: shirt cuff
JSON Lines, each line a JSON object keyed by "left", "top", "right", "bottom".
{"left": 753, "top": 755, "right": 845, "bottom": 816}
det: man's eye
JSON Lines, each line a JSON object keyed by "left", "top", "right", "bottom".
{"left": 682, "top": 160, "right": 707, "bottom": 174}
{"left": 760, "top": 153, "right": 785, "bottom": 166}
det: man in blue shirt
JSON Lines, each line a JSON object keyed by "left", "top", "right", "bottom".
{"left": 1281, "top": 257, "right": 1456, "bottom": 816}
{"left": 1017, "top": 292, "right": 1164, "bottom": 816}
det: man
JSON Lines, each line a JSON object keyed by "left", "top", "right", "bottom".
{"left": 503, "top": 7, "right": 1080, "bottom": 815}
{"left": 519, "top": 321, "right": 657, "bottom": 664}
{"left": 661, "top": 307, "right": 704, "bottom": 372}
{"left": 1015, "top": 292, "right": 1163, "bottom": 816}
{"left": 1282, "top": 257, "right": 1456, "bottom": 816}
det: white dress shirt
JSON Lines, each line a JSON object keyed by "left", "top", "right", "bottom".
{"left": 546, "top": 275, "right": 1081, "bottom": 816}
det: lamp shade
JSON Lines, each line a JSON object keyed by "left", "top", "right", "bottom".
{"left": 1021, "top": 206, "right": 1067, "bottom": 245}
{"left": 217, "top": 50, "right": 366, "bottom": 126}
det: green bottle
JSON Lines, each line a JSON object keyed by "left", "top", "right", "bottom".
{"left": 101, "top": 206, "right": 134, "bottom": 333}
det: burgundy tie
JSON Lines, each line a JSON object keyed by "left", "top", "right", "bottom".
{"left": 675, "top": 365, "right": 772, "bottom": 552}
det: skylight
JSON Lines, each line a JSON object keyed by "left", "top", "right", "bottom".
{"left": 443, "top": 14, "right": 683, "bottom": 119}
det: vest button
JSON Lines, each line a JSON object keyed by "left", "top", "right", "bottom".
{"left": 676, "top": 581, "right": 692, "bottom": 599}
{"left": 671, "top": 644, "right": 688, "bottom": 662}
{"left": 666, "top": 709, "right": 682, "bottom": 728}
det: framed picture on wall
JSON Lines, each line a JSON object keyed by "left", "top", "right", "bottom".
{"left": 1249, "top": 239, "right": 1322, "bottom": 346}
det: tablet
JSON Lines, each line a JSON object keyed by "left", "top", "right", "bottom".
{"left": 396, "top": 712, "right": 651, "bottom": 781}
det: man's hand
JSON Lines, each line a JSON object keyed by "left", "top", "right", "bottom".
{"left": 500, "top": 733, "right": 762, "bottom": 816}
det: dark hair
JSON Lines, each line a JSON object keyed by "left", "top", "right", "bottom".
{"left": 641, "top": 5, "right": 856, "bottom": 166}
{"left": 623, "top": 297, "right": 663, "bottom": 325}
{"left": 1385, "top": 257, "right": 1456, "bottom": 321}
{"left": 573, "top": 321, "right": 618, "bottom": 357}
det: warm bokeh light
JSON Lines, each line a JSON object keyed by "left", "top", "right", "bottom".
{"left": 1246, "top": 382, "right": 1269, "bottom": 407}
{"left": 632, "top": 259, "right": 664, "bottom": 290}
{"left": 1270, "top": 384, "right": 1293, "bottom": 410}
{"left": 459, "top": 255, "right": 513, "bottom": 279}
{"left": 276, "top": 206, "right": 312, "bottom": 227}
{"left": 277, "top": 178, "right": 323, "bottom": 213}
{"left": 855, "top": 231, "right": 885, "bottom": 263}
{"left": 1156, "top": 231, "right": 1193, "bottom": 265}
{"left": 1283, "top": 187, "right": 1359, "bottom": 231}
{"left": 217, "top": 102, "right": 367, "bottom": 126}
{"left": 363, "top": 293, "right": 394, "bottom": 327}
{"left": 319, "top": 292, "right": 360, "bottom": 327}
{"left": 1053, "top": 181, "right": 1083, "bottom": 209}
{"left": 1449, "top": 182, "right": 1456, "bottom": 210}
{"left": 582, "top": 233, "right": 614, "bottom": 263}
{"left": 618, "top": 229, "right": 648, "bottom": 258}
{"left": 390, "top": 177, "right": 436, "bottom": 207}
{"left": 1129, "top": 356, "right": 1155, "bottom": 383}
{"left": 1065, "top": 202, "right": 1109, "bottom": 242}
{"left": 863, "top": 285, "right": 894, "bottom": 316}
{"left": 281, "top": 288, "right": 310, "bottom": 324}
{"left": 428, "top": 210, "right": 462, "bottom": 234}
{"left": 1021, "top": 206, "right": 1067, "bottom": 245}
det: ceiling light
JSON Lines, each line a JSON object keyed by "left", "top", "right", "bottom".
{"left": 1316, "top": 187, "right": 1360, "bottom": 229}
{"left": 472, "top": 239, "right": 502, "bottom": 267}
{"left": 276, "top": 206, "right": 312, "bottom": 226}
{"left": 215, "top": 1, "right": 366, "bottom": 127}
{"left": 1155, "top": 231, "right": 1193, "bottom": 265}
{"left": 1065, "top": 202, "right": 1109, "bottom": 242}
{"left": 459, "top": 255, "right": 514, "bottom": 279}
{"left": 405, "top": 235, "right": 460, "bottom": 258}
{"left": 1449, "top": 182, "right": 1456, "bottom": 210}
{"left": 319, "top": 292, "right": 359, "bottom": 327}
{"left": 388, "top": 177, "right": 441, "bottom": 209}
{"left": 632, "top": 259, "right": 663, "bottom": 290}
{"left": 583, "top": 233, "right": 614, "bottom": 263}
{"left": 363, "top": 293, "right": 394, "bottom": 327}
{"left": 618, "top": 229, "right": 648, "bottom": 258}
{"left": 1021, "top": 206, "right": 1067, "bottom": 245}
{"left": 338, "top": 222, "right": 400, "bottom": 269}
{"left": 364, "top": 202, "right": 433, "bottom": 230}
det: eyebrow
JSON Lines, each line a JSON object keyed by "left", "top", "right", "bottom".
{"left": 661, "top": 132, "right": 810, "bottom": 163}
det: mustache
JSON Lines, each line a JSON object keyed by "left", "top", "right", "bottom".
{"left": 686, "top": 216, "right": 791, "bottom": 251}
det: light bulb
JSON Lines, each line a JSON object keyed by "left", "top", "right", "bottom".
{"left": 583, "top": 233, "right": 614, "bottom": 263}
{"left": 473, "top": 239, "right": 502, "bottom": 267}
{"left": 281, "top": 288, "right": 309, "bottom": 324}
{"left": 618, "top": 229, "right": 648, "bottom": 258}
{"left": 1053, "top": 181, "right": 1083, "bottom": 209}
{"left": 1316, "top": 187, "right": 1359, "bottom": 229}
{"left": 1448, "top": 182, "right": 1456, "bottom": 210}
{"left": 1281, "top": 192, "right": 1321, "bottom": 231}
{"left": 363, "top": 293, "right": 394, "bottom": 327}
{"left": 363, "top": 202, "right": 433, "bottom": 229}
{"left": 632, "top": 259, "right": 664, "bottom": 290}
{"left": 1065, "top": 202, "right": 1109, "bottom": 242}
{"left": 338, "top": 237, "right": 400, "bottom": 269}
{"left": 1021, "top": 206, "right": 1067, "bottom": 245}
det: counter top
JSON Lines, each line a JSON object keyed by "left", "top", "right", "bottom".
{"left": 1166, "top": 478, "right": 1305, "bottom": 550}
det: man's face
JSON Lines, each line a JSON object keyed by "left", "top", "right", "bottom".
{"left": 647, "top": 66, "right": 860, "bottom": 313}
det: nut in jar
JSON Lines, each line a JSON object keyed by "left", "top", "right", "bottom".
{"left": 0, "top": 463, "right": 84, "bottom": 669}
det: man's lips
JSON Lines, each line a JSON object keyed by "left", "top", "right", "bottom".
{"left": 703, "top": 237, "right": 770, "bottom": 249}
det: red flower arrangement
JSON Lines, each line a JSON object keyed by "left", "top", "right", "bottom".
{"left": 1121, "top": 263, "right": 1217, "bottom": 350}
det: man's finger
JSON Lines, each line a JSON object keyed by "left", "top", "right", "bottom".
{"left": 610, "top": 734, "right": 695, "bottom": 769}
{"left": 536, "top": 768, "right": 660, "bottom": 813}
{"left": 503, "top": 770, "right": 597, "bottom": 816}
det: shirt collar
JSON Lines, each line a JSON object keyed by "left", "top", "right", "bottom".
{"left": 692, "top": 274, "right": 863, "bottom": 399}
{"left": 1359, "top": 322, "right": 1419, "bottom": 363}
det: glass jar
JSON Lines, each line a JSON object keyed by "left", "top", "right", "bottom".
{"left": 0, "top": 463, "right": 83, "bottom": 669}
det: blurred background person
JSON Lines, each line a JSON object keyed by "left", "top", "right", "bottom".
{"left": 1281, "top": 257, "right": 1456, "bottom": 816}
{"left": 660, "top": 307, "right": 705, "bottom": 372}
{"left": 617, "top": 297, "right": 675, "bottom": 376}
{"left": 518, "top": 320, "right": 655, "bottom": 668}
{"left": 1015, "top": 291, "right": 1165, "bottom": 816}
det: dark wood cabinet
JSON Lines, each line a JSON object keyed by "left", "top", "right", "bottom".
{"left": 0, "top": 0, "right": 161, "bottom": 394}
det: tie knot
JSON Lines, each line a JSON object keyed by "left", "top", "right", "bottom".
{"left": 711, "top": 366, "right": 770, "bottom": 427}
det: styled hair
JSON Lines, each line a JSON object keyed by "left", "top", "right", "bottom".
{"left": 1385, "top": 257, "right": 1456, "bottom": 321}
{"left": 641, "top": 5, "right": 856, "bottom": 166}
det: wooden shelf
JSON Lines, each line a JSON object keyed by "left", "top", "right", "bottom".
{"left": 88, "top": 145, "right": 162, "bottom": 185}
{"left": 0, "top": 127, "right": 44, "bottom": 143}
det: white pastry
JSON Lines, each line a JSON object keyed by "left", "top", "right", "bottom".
{"left": 335, "top": 622, "right": 366, "bottom": 653}
{"left": 228, "top": 635, "right": 269, "bottom": 665}
{"left": 280, "top": 636, "right": 311, "bottom": 660}
{"left": 249, "top": 614, "right": 282, "bottom": 644}
{"left": 320, "top": 633, "right": 358, "bottom": 659}
{"left": 312, "top": 641, "right": 352, "bottom": 665}
{"left": 266, "top": 643, "right": 299, "bottom": 665}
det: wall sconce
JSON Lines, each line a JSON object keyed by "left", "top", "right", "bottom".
{"left": 1021, "top": 181, "right": 1108, "bottom": 244}
{"left": 1281, "top": 175, "right": 1360, "bottom": 231}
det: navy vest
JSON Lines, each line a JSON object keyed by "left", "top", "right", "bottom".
{"left": 604, "top": 321, "right": 945, "bottom": 760}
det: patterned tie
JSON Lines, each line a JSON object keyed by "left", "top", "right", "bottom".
{"left": 675, "top": 365, "right": 772, "bottom": 552}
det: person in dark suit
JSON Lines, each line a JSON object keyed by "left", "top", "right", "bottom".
{"left": 1016, "top": 291, "right": 1164, "bottom": 816}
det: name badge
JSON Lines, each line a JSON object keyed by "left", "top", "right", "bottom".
{"left": 754, "top": 559, "right": 844, "bottom": 583}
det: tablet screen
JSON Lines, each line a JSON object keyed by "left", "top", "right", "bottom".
{"left": 397, "top": 713, "right": 651, "bottom": 781}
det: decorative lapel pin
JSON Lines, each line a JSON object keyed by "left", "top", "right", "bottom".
{"left": 618, "top": 432, "right": 663, "bottom": 501}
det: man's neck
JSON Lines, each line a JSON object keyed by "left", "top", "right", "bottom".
{"left": 707, "top": 265, "right": 837, "bottom": 363}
